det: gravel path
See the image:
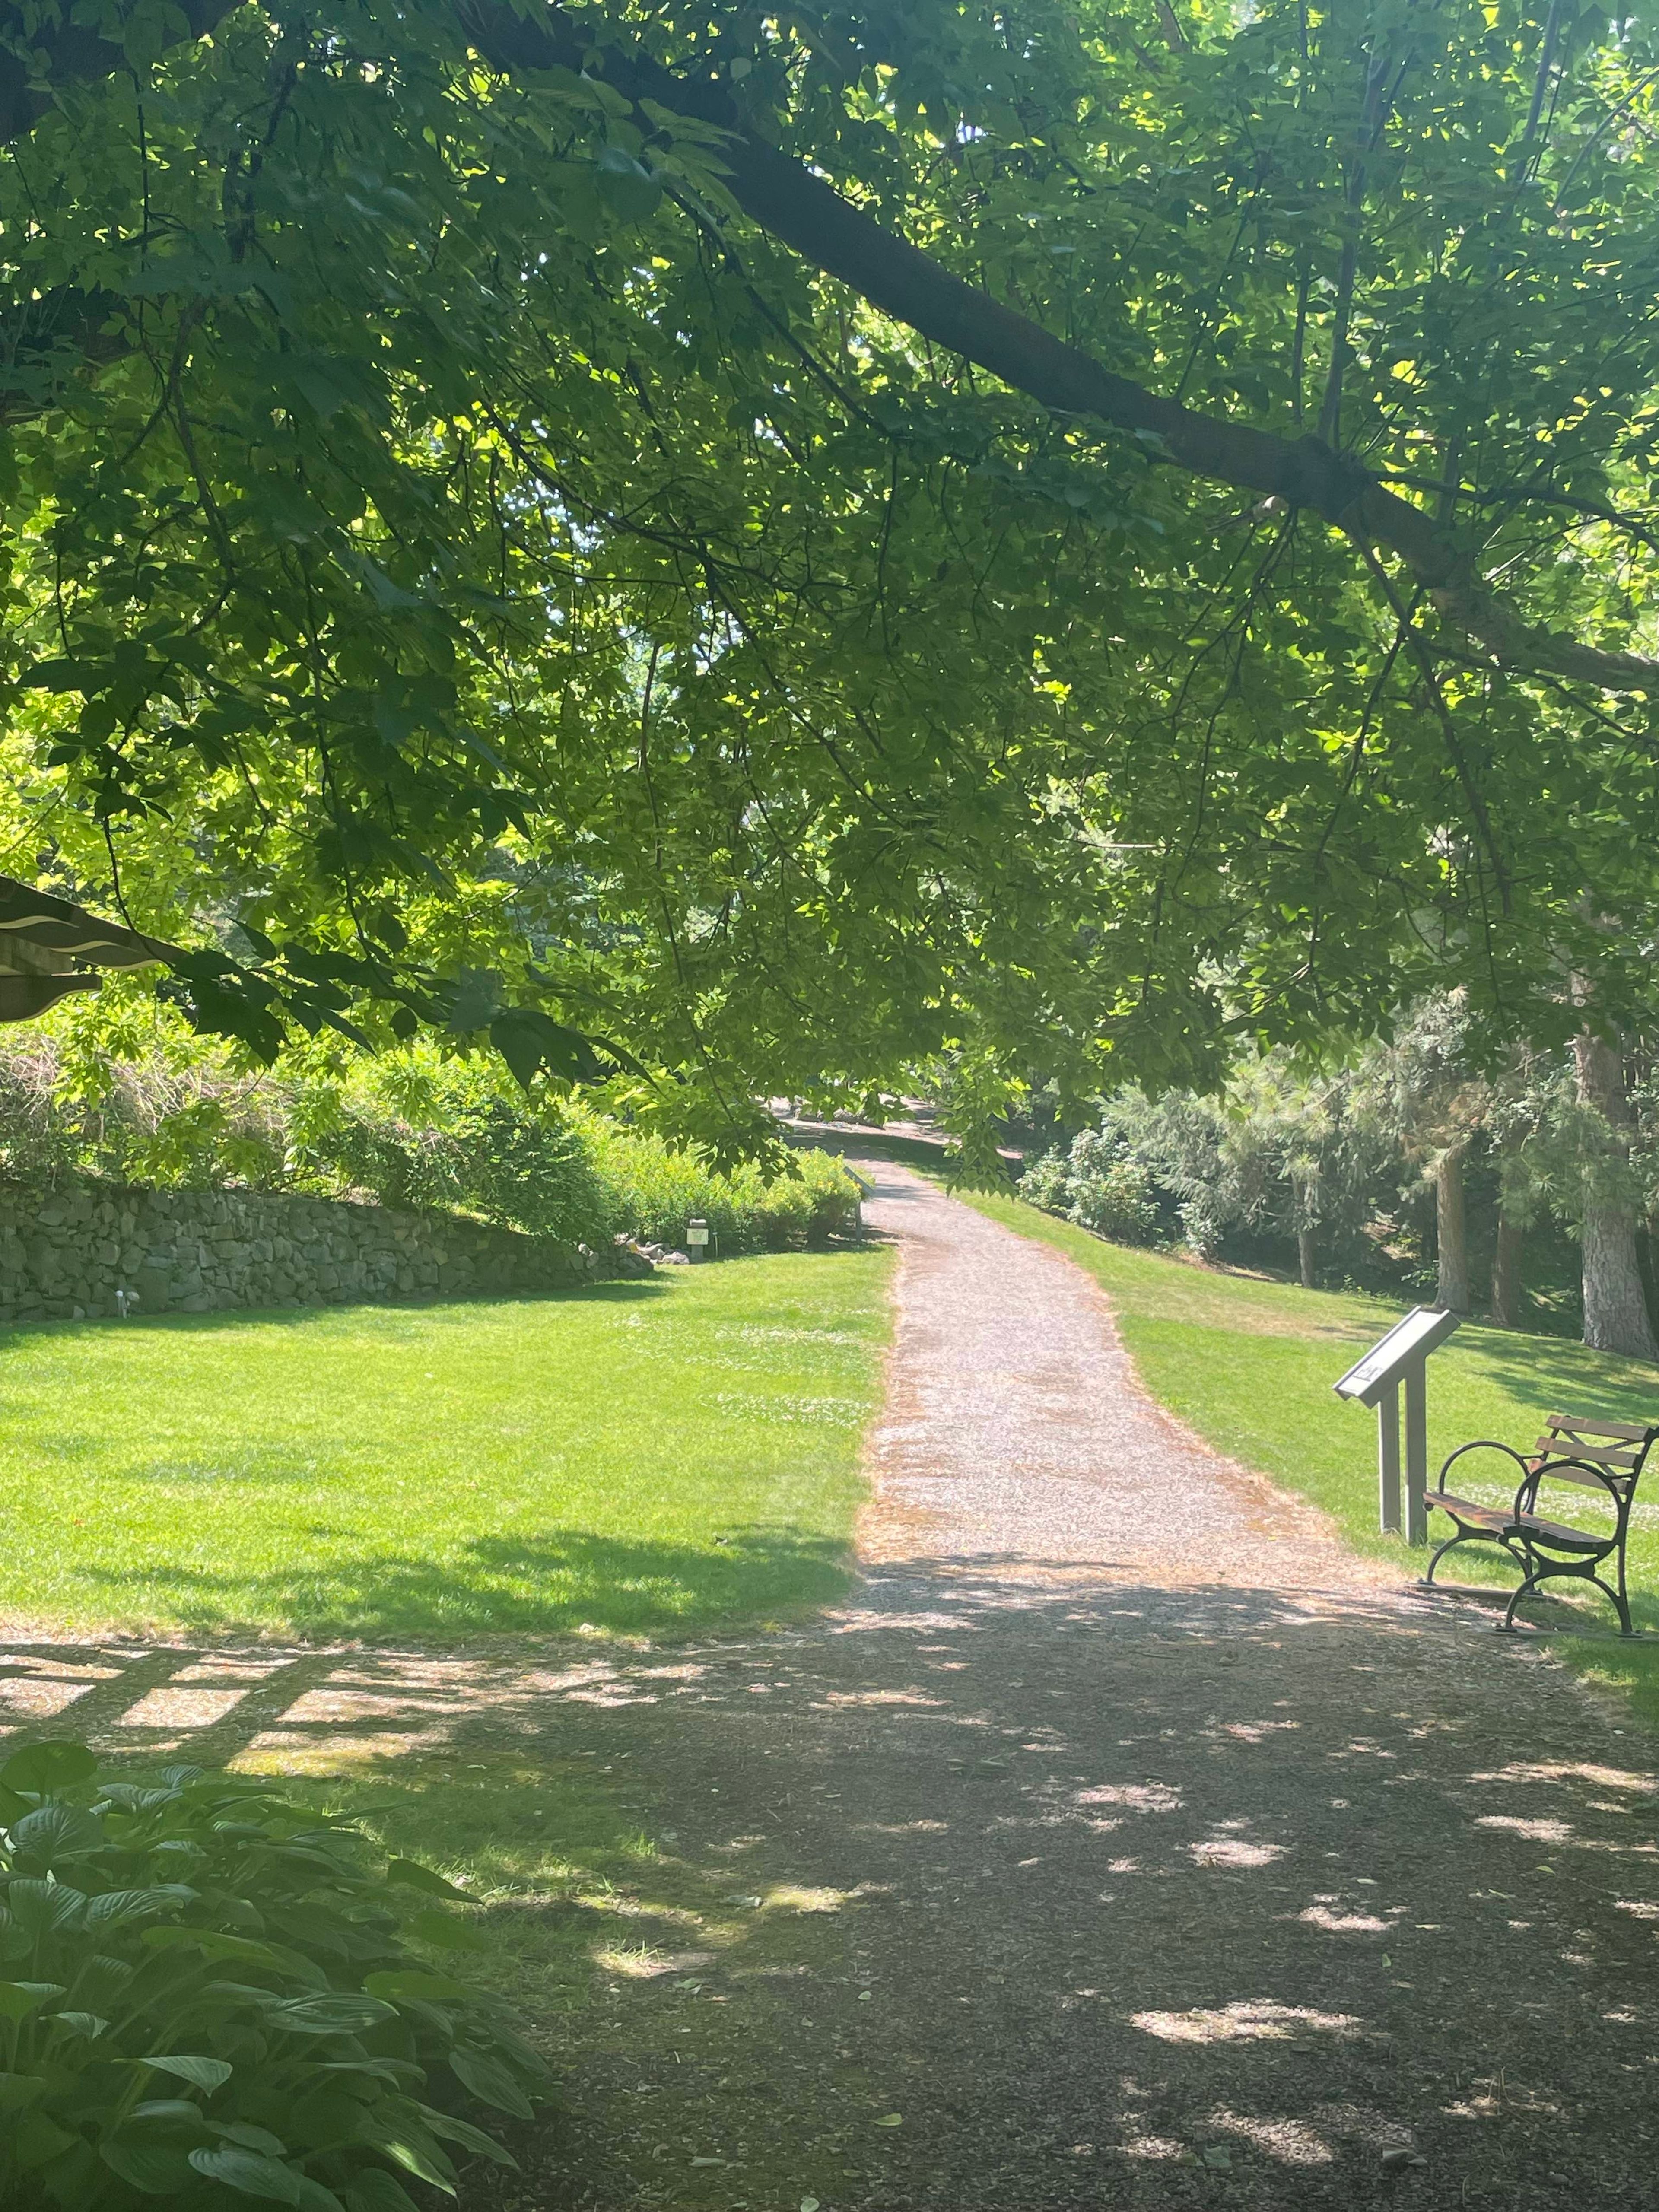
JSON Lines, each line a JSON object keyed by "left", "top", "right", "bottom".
{"left": 6, "top": 1165, "right": 1658, "bottom": 2209}
{"left": 857, "top": 1165, "right": 1387, "bottom": 1589}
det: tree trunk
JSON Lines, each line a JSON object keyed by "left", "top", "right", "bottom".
{"left": 1573, "top": 1029, "right": 1659, "bottom": 1358}
{"left": 1490, "top": 1210, "right": 1525, "bottom": 1327}
{"left": 1297, "top": 1226, "right": 1316, "bottom": 1288}
{"left": 1435, "top": 1145, "right": 1470, "bottom": 1311}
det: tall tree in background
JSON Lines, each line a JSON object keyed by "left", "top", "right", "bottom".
{"left": 3, "top": 0, "right": 1659, "bottom": 1143}
{"left": 1354, "top": 996, "right": 1489, "bottom": 1313}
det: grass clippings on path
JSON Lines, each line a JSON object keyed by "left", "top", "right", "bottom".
{"left": 964, "top": 1187, "right": 1659, "bottom": 1716}
{"left": 0, "top": 1248, "right": 893, "bottom": 1643}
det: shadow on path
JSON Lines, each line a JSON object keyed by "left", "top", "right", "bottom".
{"left": 4, "top": 1568, "right": 1656, "bottom": 2209}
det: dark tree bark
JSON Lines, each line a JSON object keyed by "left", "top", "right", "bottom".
{"left": 1573, "top": 1029, "right": 1659, "bottom": 1359}
{"left": 1435, "top": 1145, "right": 1470, "bottom": 1311}
{"left": 1297, "top": 1226, "right": 1316, "bottom": 1289}
{"left": 1490, "top": 1209, "right": 1525, "bottom": 1327}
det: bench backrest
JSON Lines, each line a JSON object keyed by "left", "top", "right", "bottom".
{"left": 1535, "top": 1412, "right": 1659, "bottom": 1494}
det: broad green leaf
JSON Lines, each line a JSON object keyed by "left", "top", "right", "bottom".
{"left": 134, "top": 2053, "right": 233, "bottom": 2092}
{"left": 188, "top": 2144, "right": 305, "bottom": 2203}
{"left": 448, "top": 2042, "right": 536, "bottom": 2120}
{"left": 0, "top": 2070, "right": 46, "bottom": 2110}
{"left": 4, "top": 1882, "right": 86, "bottom": 1937}
{"left": 100, "top": 2139, "right": 200, "bottom": 2196}
{"left": 0, "top": 1742, "right": 96, "bottom": 1795}
{"left": 384, "top": 1860, "right": 470, "bottom": 1902}
{"left": 0, "top": 1981, "right": 67, "bottom": 2021}
{"left": 418, "top": 2102, "right": 517, "bottom": 2165}
{"left": 404, "top": 1908, "right": 487, "bottom": 1952}
{"left": 14, "top": 2107, "right": 77, "bottom": 2171}
{"left": 362, "top": 1970, "right": 472, "bottom": 2004}
{"left": 9, "top": 1802, "right": 104, "bottom": 1866}
{"left": 340, "top": 2171, "right": 421, "bottom": 2212}
{"left": 259, "top": 1993, "right": 398, "bottom": 2036}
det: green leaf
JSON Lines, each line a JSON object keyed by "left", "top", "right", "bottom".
{"left": 594, "top": 145, "right": 663, "bottom": 222}
{"left": 86, "top": 1886, "right": 197, "bottom": 1930}
{"left": 0, "top": 1981, "right": 67, "bottom": 2021}
{"left": 404, "top": 1908, "right": 487, "bottom": 1952}
{"left": 100, "top": 2139, "right": 200, "bottom": 2196}
{"left": 259, "top": 1993, "right": 399, "bottom": 2036}
{"left": 0, "top": 2070, "right": 46, "bottom": 2110}
{"left": 14, "top": 2107, "right": 77, "bottom": 2171}
{"left": 384, "top": 1859, "right": 470, "bottom": 1901}
{"left": 9, "top": 1802, "right": 105, "bottom": 1868}
{"left": 448, "top": 2041, "right": 536, "bottom": 2120}
{"left": 188, "top": 2144, "right": 305, "bottom": 2203}
{"left": 44, "top": 2009, "right": 108, "bottom": 2040}
{"left": 0, "top": 1741, "right": 97, "bottom": 1795}
{"left": 211, "top": 2122, "right": 288, "bottom": 2156}
{"left": 362, "top": 1970, "right": 472, "bottom": 2004}
{"left": 5, "top": 1881, "right": 87, "bottom": 1937}
{"left": 340, "top": 2172, "right": 421, "bottom": 2212}
{"left": 134, "top": 2053, "right": 233, "bottom": 2092}
{"left": 350, "top": 2113, "right": 456, "bottom": 2191}
{"left": 418, "top": 2102, "right": 517, "bottom": 2165}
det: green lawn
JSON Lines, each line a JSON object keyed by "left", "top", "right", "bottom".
{"left": 0, "top": 1249, "right": 892, "bottom": 1642}
{"left": 963, "top": 1189, "right": 1659, "bottom": 1719}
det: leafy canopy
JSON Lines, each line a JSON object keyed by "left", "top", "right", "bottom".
{"left": 3, "top": 0, "right": 1659, "bottom": 1137}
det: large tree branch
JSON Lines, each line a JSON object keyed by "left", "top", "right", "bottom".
{"left": 9, "top": 0, "right": 1658, "bottom": 691}
{"left": 459, "top": 3, "right": 1659, "bottom": 693}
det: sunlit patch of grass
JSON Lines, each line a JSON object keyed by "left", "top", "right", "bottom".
{"left": 0, "top": 1249, "right": 892, "bottom": 1642}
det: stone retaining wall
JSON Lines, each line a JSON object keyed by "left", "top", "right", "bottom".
{"left": 0, "top": 1178, "right": 635, "bottom": 1326}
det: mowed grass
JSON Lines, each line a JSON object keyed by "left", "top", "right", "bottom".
{"left": 964, "top": 1190, "right": 1659, "bottom": 1720}
{"left": 0, "top": 1249, "right": 893, "bottom": 1642}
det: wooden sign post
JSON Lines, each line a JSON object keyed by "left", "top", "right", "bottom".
{"left": 1333, "top": 1306, "right": 1464, "bottom": 1543}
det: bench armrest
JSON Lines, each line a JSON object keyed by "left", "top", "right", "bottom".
{"left": 1436, "top": 1440, "right": 1532, "bottom": 1501}
{"left": 1516, "top": 1455, "right": 1627, "bottom": 1521}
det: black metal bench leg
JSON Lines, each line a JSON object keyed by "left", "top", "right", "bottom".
{"left": 1497, "top": 1561, "right": 1543, "bottom": 1634}
{"left": 1593, "top": 1573, "right": 1634, "bottom": 1637}
{"left": 1419, "top": 1528, "right": 1468, "bottom": 1588}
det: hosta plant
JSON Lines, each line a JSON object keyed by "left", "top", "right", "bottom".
{"left": 0, "top": 1738, "right": 549, "bottom": 2209}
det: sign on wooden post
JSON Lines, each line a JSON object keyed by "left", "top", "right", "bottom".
{"left": 1333, "top": 1306, "right": 1463, "bottom": 1543}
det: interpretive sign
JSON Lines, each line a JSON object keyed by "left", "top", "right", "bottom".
{"left": 1333, "top": 1305, "right": 1463, "bottom": 1543}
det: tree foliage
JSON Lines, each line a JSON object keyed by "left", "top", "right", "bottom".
{"left": 5, "top": 0, "right": 1659, "bottom": 1136}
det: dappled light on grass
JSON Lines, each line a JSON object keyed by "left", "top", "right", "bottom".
{"left": 0, "top": 1249, "right": 891, "bottom": 1640}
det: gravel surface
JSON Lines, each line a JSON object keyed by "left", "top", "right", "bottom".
{"left": 4, "top": 1164, "right": 1657, "bottom": 2208}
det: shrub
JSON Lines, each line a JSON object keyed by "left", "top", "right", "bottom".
{"left": 581, "top": 1123, "right": 859, "bottom": 1254}
{"left": 0, "top": 1738, "right": 548, "bottom": 2212}
{"left": 1019, "top": 1131, "right": 1159, "bottom": 1245}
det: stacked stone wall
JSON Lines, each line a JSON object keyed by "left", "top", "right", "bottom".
{"left": 0, "top": 1178, "right": 630, "bottom": 1325}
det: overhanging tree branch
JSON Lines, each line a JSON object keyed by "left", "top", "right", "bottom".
{"left": 10, "top": 0, "right": 1659, "bottom": 693}
{"left": 459, "top": 3, "right": 1659, "bottom": 695}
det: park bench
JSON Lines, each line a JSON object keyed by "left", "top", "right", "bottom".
{"left": 1424, "top": 1411, "right": 1658, "bottom": 1635}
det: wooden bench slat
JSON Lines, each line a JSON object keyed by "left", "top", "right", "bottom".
{"left": 1529, "top": 1462, "right": 1627, "bottom": 1494}
{"left": 1429, "top": 1494, "right": 1614, "bottom": 1548}
{"left": 1430, "top": 1494, "right": 1517, "bottom": 1532}
{"left": 1546, "top": 1412, "right": 1655, "bottom": 1444}
{"left": 1516, "top": 1513, "right": 1615, "bottom": 1551}
{"left": 1534, "top": 1437, "right": 1640, "bottom": 1472}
